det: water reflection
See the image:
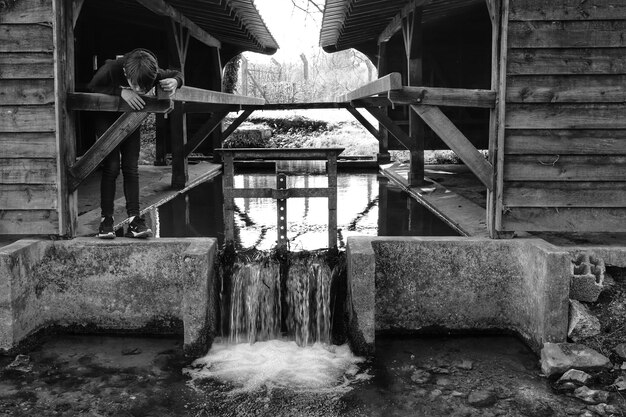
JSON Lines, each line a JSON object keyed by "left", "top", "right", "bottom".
{"left": 152, "top": 172, "right": 457, "bottom": 250}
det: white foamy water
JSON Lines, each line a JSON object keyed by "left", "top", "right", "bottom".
{"left": 185, "top": 340, "right": 370, "bottom": 393}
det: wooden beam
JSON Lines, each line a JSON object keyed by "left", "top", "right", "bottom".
{"left": 345, "top": 107, "right": 382, "bottom": 141}
{"left": 216, "top": 148, "right": 345, "bottom": 160}
{"left": 134, "top": 0, "right": 221, "bottom": 49}
{"left": 67, "top": 92, "right": 174, "bottom": 113}
{"left": 158, "top": 85, "right": 265, "bottom": 106}
{"left": 337, "top": 73, "right": 403, "bottom": 102}
{"left": 170, "top": 102, "right": 187, "bottom": 189}
{"left": 388, "top": 87, "right": 497, "bottom": 108}
{"left": 184, "top": 111, "right": 229, "bottom": 156}
{"left": 378, "top": 0, "right": 429, "bottom": 44}
{"left": 68, "top": 112, "right": 148, "bottom": 191}
{"left": 72, "top": 0, "right": 84, "bottom": 28}
{"left": 365, "top": 107, "right": 413, "bottom": 150}
{"left": 411, "top": 104, "right": 494, "bottom": 190}
{"left": 222, "top": 109, "right": 254, "bottom": 140}
{"left": 405, "top": 7, "right": 425, "bottom": 187}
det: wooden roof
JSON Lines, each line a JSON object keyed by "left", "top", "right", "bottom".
{"left": 86, "top": 0, "right": 278, "bottom": 54}
{"left": 320, "top": 0, "right": 484, "bottom": 51}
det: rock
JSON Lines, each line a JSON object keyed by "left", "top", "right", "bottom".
{"left": 431, "top": 366, "right": 450, "bottom": 374}
{"left": 565, "top": 407, "right": 581, "bottom": 415}
{"left": 579, "top": 411, "right": 594, "bottom": 417}
{"left": 430, "top": 389, "right": 443, "bottom": 398}
{"left": 455, "top": 360, "right": 474, "bottom": 370}
{"left": 604, "top": 405, "right": 620, "bottom": 415}
{"left": 557, "top": 369, "right": 593, "bottom": 386}
{"left": 494, "top": 386, "right": 513, "bottom": 399}
{"left": 540, "top": 343, "right": 612, "bottom": 377}
{"left": 573, "top": 386, "right": 610, "bottom": 405}
{"left": 587, "top": 403, "right": 607, "bottom": 416}
{"left": 436, "top": 377, "right": 452, "bottom": 387}
{"left": 514, "top": 387, "right": 555, "bottom": 417}
{"left": 613, "top": 343, "right": 626, "bottom": 361}
{"left": 568, "top": 300, "right": 601, "bottom": 342}
{"left": 451, "top": 391, "right": 466, "bottom": 397}
{"left": 570, "top": 253, "right": 605, "bottom": 303}
{"left": 5, "top": 355, "right": 33, "bottom": 373}
{"left": 467, "top": 390, "right": 497, "bottom": 408}
{"left": 410, "top": 369, "right": 431, "bottom": 384}
{"left": 121, "top": 347, "right": 142, "bottom": 355}
{"left": 611, "top": 376, "right": 626, "bottom": 391}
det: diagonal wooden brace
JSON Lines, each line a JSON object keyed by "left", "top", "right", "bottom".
{"left": 221, "top": 109, "right": 254, "bottom": 141}
{"left": 184, "top": 111, "right": 230, "bottom": 156}
{"left": 67, "top": 112, "right": 149, "bottom": 192}
{"left": 365, "top": 107, "right": 413, "bottom": 150}
{"left": 345, "top": 107, "right": 382, "bottom": 141}
{"left": 411, "top": 104, "right": 494, "bottom": 190}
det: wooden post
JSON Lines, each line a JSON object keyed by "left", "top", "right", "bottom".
{"left": 376, "top": 41, "right": 390, "bottom": 163}
{"left": 170, "top": 101, "right": 188, "bottom": 189}
{"left": 327, "top": 153, "right": 338, "bottom": 249}
{"left": 54, "top": 0, "right": 78, "bottom": 236}
{"left": 222, "top": 153, "right": 235, "bottom": 244}
{"left": 276, "top": 173, "right": 288, "bottom": 247}
{"left": 403, "top": 7, "right": 425, "bottom": 186}
{"left": 154, "top": 114, "right": 167, "bottom": 166}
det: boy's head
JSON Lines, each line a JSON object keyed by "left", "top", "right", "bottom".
{"left": 123, "top": 49, "right": 158, "bottom": 94}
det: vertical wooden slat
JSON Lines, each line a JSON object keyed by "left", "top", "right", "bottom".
{"left": 405, "top": 7, "right": 425, "bottom": 186}
{"left": 327, "top": 153, "right": 338, "bottom": 249}
{"left": 276, "top": 172, "right": 288, "bottom": 247}
{"left": 376, "top": 41, "right": 390, "bottom": 163}
{"left": 222, "top": 153, "right": 235, "bottom": 244}
{"left": 495, "top": 0, "right": 510, "bottom": 232}
{"left": 170, "top": 102, "right": 188, "bottom": 189}
{"left": 487, "top": 0, "right": 501, "bottom": 238}
{"left": 54, "top": 0, "right": 77, "bottom": 236}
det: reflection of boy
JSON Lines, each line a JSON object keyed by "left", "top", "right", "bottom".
{"left": 87, "top": 48, "right": 183, "bottom": 239}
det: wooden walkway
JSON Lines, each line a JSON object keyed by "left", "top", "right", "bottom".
{"left": 380, "top": 162, "right": 489, "bottom": 238}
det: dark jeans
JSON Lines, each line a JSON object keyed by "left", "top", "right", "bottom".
{"left": 94, "top": 113, "right": 141, "bottom": 218}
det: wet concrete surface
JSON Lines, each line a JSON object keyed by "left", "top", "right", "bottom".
{"left": 2, "top": 334, "right": 623, "bottom": 416}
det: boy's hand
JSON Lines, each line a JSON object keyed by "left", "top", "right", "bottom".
{"left": 159, "top": 78, "right": 178, "bottom": 96}
{"left": 121, "top": 88, "right": 145, "bottom": 110}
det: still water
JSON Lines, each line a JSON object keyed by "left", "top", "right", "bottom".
{"left": 151, "top": 171, "right": 457, "bottom": 249}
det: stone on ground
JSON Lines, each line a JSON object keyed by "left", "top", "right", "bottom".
{"left": 568, "top": 300, "right": 601, "bottom": 342}
{"left": 614, "top": 343, "right": 626, "bottom": 360}
{"left": 467, "top": 390, "right": 497, "bottom": 408}
{"left": 540, "top": 343, "right": 612, "bottom": 377}
{"left": 573, "top": 386, "right": 609, "bottom": 405}
{"left": 557, "top": 369, "right": 593, "bottom": 386}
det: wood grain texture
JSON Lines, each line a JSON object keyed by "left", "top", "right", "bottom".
{"left": 506, "top": 75, "right": 626, "bottom": 103}
{"left": 509, "top": 20, "right": 626, "bottom": 48}
{"left": 0, "top": 158, "right": 56, "bottom": 184}
{"left": 0, "top": 209, "right": 58, "bottom": 234}
{"left": 505, "top": 103, "right": 626, "bottom": 129}
{"left": 0, "top": 132, "right": 56, "bottom": 157}
{"left": 509, "top": 0, "right": 626, "bottom": 21}
{"left": 508, "top": 48, "right": 626, "bottom": 75}
{"left": 504, "top": 155, "right": 626, "bottom": 181}
{"left": 0, "top": 24, "right": 53, "bottom": 53}
{"left": 502, "top": 207, "right": 626, "bottom": 232}
{"left": 505, "top": 129, "right": 626, "bottom": 154}
{"left": 0, "top": 79, "right": 54, "bottom": 104}
{"left": 0, "top": 0, "right": 52, "bottom": 24}
{"left": 0, "top": 184, "right": 58, "bottom": 209}
{"left": 0, "top": 52, "right": 53, "bottom": 78}
{"left": 503, "top": 182, "right": 626, "bottom": 207}
{"left": 0, "top": 105, "right": 55, "bottom": 132}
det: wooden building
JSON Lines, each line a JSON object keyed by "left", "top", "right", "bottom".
{"left": 0, "top": 0, "right": 277, "bottom": 237}
{"left": 320, "top": 0, "right": 626, "bottom": 236}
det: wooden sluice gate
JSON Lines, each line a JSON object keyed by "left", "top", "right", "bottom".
{"left": 217, "top": 148, "right": 344, "bottom": 249}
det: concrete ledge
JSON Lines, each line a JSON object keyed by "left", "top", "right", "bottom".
{"left": 0, "top": 238, "right": 218, "bottom": 357}
{"left": 346, "top": 237, "right": 572, "bottom": 355}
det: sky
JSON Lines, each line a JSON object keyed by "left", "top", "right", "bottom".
{"left": 249, "top": 0, "right": 324, "bottom": 63}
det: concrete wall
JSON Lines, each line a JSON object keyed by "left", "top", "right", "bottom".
{"left": 0, "top": 238, "right": 218, "bottom": 356}
{"left": 346, "top": 237, "right": 572, "bottom": 355}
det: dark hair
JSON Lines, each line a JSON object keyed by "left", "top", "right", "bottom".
{"left": 124, "top": 49, "right": 158, "bottom": 92}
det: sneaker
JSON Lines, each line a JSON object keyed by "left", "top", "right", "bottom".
{"left": 125, "top": 215, "right": 152, "bottom": 238}
{"left": 97, "top": 216, "right": 115, "bottom": 239}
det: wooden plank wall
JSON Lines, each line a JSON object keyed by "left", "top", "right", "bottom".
{"left": 501, "top": 0, "right": 626, "bottom": 232}
{"left": 0, "top": 0, "right": 60, "bottom": 234}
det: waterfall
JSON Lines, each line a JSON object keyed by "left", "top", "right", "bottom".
{"left": 228, "top": 255, "right": 333, "bottom": 346}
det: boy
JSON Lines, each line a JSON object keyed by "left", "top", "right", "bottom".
{"left": 87, "top": 48, "right": 183, "bottom": 239}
